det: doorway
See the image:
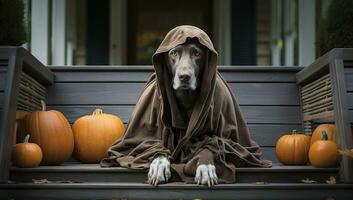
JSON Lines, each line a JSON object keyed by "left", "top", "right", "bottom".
{"left": 127, "top": 0, "right": 213, "bottom": 65}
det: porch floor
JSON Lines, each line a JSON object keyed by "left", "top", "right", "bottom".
{"left": 9, "top": 163, "right": 339, "bottom": 184}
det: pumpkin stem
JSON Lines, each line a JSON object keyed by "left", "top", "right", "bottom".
{"left": 40, "top": 100, "right": 46, "bottom": 111}
{"left": 292, "top": 129, "right": 297, "bottom": 134}
{"left": 322, "top": 131, "right": 329, "bottom": 140}
{"left": 23, "top": 134, "right": 30, "bottom": 143}
{"left": 92, "top": 108, "right": 103, "bottom": 115}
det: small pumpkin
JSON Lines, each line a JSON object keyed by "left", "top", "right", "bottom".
{"left": 311, "top": 124, "right": 336, "bottom": 145}
{"left": 309, "top": 131, "right": 339, "bottom": 168}
{"left": 12, "top": 134, "right": 43, "bottom": 168}
{"left": 25, "top": 100, "right": 74, "bottom": 165}
{"left": 275, "top": 130, "right": 310, "bottom": 165}
{"left": 73, "top": 108, "right": 125, "bottom": 163}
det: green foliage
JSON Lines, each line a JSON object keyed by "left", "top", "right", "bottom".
{"left": 0, "top": 0, "right": 27, "bottom": 46}
{"left": 317, "top": 0, "right": 353, "bottom": 56}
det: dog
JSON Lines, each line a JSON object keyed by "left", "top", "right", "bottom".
{"left": 147, "top": 38, "right": 218, "bottom": 187}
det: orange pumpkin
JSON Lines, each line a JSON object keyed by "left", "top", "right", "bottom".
{"left": 25, "top": 100, "right": 74, "bottom": 165}
{"left": 73, "top": 108, "right": 125, "bottom": 163}
{"left": 276, "top": 130, "right": 310, "bottom": 165}
{"left": 12, "top": 134, "right": 43, "bottom": 168}
{"left": 311, "top": 124, "right": 336, "bottom": 145}
{"left": 309, "top": 131, "right": 339, "bottom": 168}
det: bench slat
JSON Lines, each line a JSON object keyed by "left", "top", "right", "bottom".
{"left": 52, "top": 71, "right": 297, "bottom": 83}
{"left": 46, "top": 83, "right": 299, "bottom": 106}
{"left": 0, "top": 93, "right": 3, "bottom": 107}
{"left": 347, "top": 93, "right": 353, "bottom": 109}
{"left": 261, "top": 147, "right": 277, "bottom": 162}
{"left": 0, "top": 73, "right": 5, "bottom": 91}
{"left": 47, "top": 105, "right": 301, "bottom": 125}
{"left": 345, "top": 67, "right": 353, "bottom": 91}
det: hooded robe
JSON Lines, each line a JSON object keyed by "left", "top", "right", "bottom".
{"left": 101, "top": 25, "right": 272, "bottom": 183}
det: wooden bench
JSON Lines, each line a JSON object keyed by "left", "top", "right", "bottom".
{"left": 45, "top": 65, "right": 303, "bottom": 163}
{"left": 1, "top": 47, "right": 353, "bottom": 199}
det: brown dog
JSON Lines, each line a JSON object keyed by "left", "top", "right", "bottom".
{"left": 147, "top": 38, "right": 218, "bottom": 187}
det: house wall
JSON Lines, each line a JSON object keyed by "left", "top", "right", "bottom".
{"left": 26, "top": 0, "right": 318, "bottom": 66}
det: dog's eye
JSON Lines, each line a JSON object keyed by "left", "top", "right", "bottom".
{"left": 170, "top": 51, "right": 178, "bottom": 57}
{"left": 193, "top": 51, "right": 200, "bottom": 57}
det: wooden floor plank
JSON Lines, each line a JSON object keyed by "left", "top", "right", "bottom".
{"left": 1, "top": 182, "right": 352, "bottom": 200}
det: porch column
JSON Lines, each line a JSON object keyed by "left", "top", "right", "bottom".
{"left": 213, "top": 0, "right": 231, "bottom": 65}
{"left": 30, "top": 0, "right": 50, "bottom": 65}
{"left": 298, "top": 0, "right": 316, "bottom": 66}
{"left": 110, "top": 0, "right": 127, "bottom": 65}
{"left": 52, "top": 0, "right": 67, "bottom": 65}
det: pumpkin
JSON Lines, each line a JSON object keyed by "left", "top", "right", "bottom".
{"left": 12, "top": 134, "right": 43, "bottom": 168}
{"left": 275, "top": 130, "right": 310, "bottom": 165}
{"left": 73, "top": 108, "right": 125, "bottom": 163}
{"left": 24, "top": 100, "right": 74, "bottom": 165}
{"left": 311, "top": 124, "right": 336, "bottom": 145}
{"left": 309, "top": 131, "right": 339, "bottom": 168}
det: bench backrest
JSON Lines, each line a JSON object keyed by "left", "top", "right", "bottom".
{"left": 47, "top": 66, "right": 303, "bottom": 163}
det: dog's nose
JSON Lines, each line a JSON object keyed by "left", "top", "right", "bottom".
{"left": 179, "top": 74, "right": 191, "bottom": 82}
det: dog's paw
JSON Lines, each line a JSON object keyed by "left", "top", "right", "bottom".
{"left": 148, "top": 155, "right": 171, "bottom": 186}
{"left": 195, "top": 164, "right": 218, "bottom": 187}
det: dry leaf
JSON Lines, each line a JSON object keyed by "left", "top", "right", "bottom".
{"left": 326, "top": 176, "right": 336, "bottom": 184}
{"left": 338, "top": 149, "right": 353, "bottom": 158}
{"left": 32, "top": 179, "right": 51, "bottom": 184}
{"left": 31, "top": 179, "right": 78, "bottom": 184}
{"left": 301, "top": 178, "right": 317, "bottom": 184}
{"left": 255, "top": 182, "right": 266, "bottom": 185}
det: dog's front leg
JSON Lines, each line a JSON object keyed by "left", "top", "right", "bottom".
{"left": 195, "top": 164, "right": 218, "bottom": 187}
{"left": 148, "top": 155, "right": 171, "bottom": 186}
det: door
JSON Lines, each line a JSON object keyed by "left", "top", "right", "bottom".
{"left": 127, "top": 0, "right": 213, "bottom": 65}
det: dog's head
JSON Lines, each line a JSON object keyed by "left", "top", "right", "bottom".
{"left": 165, "top": 38, "right": 206, "bottom": 91}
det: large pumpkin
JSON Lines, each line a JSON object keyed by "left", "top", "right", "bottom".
{"left": 25, "top": 100, "right": 74, "bottom": 165}
{"left": 309, "top": 131, "right": 339, "bottom": 167}
{"left": 12, "top": 134, "right": 43, "bottom": 168}
{"left": 276, "top": 130, "right": 310, "bottom": 165}
{"left": 73, "top": 108, "right": 125, "bottom": 163}
{"left": 311, "top": 124, "right": 336, "bottom": 145}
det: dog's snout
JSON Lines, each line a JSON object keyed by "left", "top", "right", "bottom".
{"left": 178, "top": 74, "right": 191, "bottom": 82}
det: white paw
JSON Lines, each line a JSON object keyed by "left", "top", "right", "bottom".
{"left": 195, "top": 164, "right": 218, "bottom": 187}
{"left": 148, "top": 155, "right": 171, "bottom": 186}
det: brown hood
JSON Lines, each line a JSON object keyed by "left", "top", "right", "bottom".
{"left": 152, "top": 25, "right": 217, "bottom": 132}
{"left": 101, "top": 25, "right": 272, "bottom": 183}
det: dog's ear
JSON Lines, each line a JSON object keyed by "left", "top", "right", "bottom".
{"left": 163, "top": 52, "right": 174, "bottom": 78}
{"left": 200, "top": 48, "right": 209, "bottom": 75}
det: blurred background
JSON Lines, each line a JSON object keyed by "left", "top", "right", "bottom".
{"left": 0, "top": 0, "right": 352, "bottom": 66}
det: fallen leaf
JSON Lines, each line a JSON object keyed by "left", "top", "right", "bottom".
{"left": 338, "top": 149, "right": 353, "bottom": 158}
{"left": 326, "top": 176, "right": 336, "bottom": 184}
{"left": 301, "top": 178, "right": 317, "bottom": 184}
{"left": 255, "top": 182, "right": 266, "bottom": 185}
{"left": 32, "top": 179, "right": 51, "bottom": 184}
